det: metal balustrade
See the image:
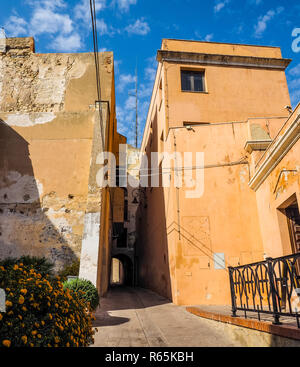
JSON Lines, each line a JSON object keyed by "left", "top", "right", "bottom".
{"left": 228, "top": 253, "right": 300, "bottom": 327}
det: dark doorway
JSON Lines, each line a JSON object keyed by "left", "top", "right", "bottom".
{"left": 110, "top": 254, "right": 133, "bottom": 287}
{"left": 286, "top": 201, "right": 300, "bottom": 254}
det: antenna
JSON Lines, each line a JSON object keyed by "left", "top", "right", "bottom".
{"left": 135, "top": 62, "right": 138, "bottom": 148}
{"left": 129, "top": 61, "right": 139, "bottom": 148}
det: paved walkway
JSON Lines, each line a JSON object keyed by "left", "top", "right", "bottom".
{"left": 92, "top": 287, "right": 241, "bottom": 347}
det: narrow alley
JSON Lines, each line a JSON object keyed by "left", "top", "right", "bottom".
{"left": 92, "top": 287, "right": 241, "bottom": 347}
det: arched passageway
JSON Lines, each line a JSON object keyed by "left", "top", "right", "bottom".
{"left": 110, "top": 254, "right": 134, "bottom": 287}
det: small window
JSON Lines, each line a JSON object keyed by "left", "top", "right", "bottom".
{"left": 181, "top": 70, "right": 205, "bottom": 92}
{"left": 124, "top": 200, "right": 128, "bottom": 222}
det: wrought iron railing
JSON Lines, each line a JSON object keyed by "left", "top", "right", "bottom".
{"left": 228, "top": 253, "right": 300, "bottom": 327}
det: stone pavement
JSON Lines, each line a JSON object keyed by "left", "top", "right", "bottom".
{"left": 91, "top": 287, "right": 241, "bottom": 347}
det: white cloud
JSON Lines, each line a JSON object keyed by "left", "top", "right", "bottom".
{"left": 291, "top": 89, "right": 300, "bottom": 107}
{"left": 116, "top": 104, "right": 135, "bottom": 141}
{"left": 288, "top": 78, "right": 300, "bottom": 90}
{"left": 144, "top": 66, "right": 156, "bottom": 82}
{"left": 26, "top": 0, "right": 67, "bottom": 11}
{"left": 51, "top": 33, "right": 82, "bottom": 52}
{"left": 4, "top": 15, "right": 28, "bottom": 37}
{"left": 214, "top": 0, "right": 230, "bottom": 13}
{"left": 204, "top": 33, "right": 214, "bottom": 42}
{"left": 74, "top": 0, "right": 106, "bottom": 24}
{"left": 289, "top": 63, "right": 300, "bottom": 76}
{"left": 138, "top": 56, "right": 156, "bottom": 96}
{"left": 30, "top": 7, "right": 73, "bottom": 36}
{"left": 112, "top": 0, "right": 137, "bottom": 12}
{"left": 139, "top": 84, "right": 153, "bottom": 99}
{"left": 97, "top": 19, "right": 110, "bottom": 35}
{"left": 254, "top": 7, "right": 284, "bottom": 38}
{"left": 125, "top": 95, "right": 136, "bottom": 109}
{"left": 125, "top": 19, "right": 150, "bottom": 35}
{"left": 287, "top": 64, "right": 300, "bottom": 108}
{"left": 117, "top": 73, "right": 136, "bottom": 92}
{"left": 5, "top": 2, "right": 74, "bottom": 38}
{"left": 194, "top": 31, "right": 214, "bottom": 42}
{"left": 6, "top": 0, "right": 86, "bottom": 52}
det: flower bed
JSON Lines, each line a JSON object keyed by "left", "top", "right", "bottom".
{"left": 0, "top": 261, "right": 96, "bottom": 347}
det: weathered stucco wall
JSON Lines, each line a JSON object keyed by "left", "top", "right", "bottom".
{"left": 137, "top": 39, "right": 294, "bottom": 306}
{"left": 0, "top": 37, "right": 115, "bottom": 274}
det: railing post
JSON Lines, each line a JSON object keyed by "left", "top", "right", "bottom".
{"left": 266, "top": 257, "right": 281, "bottom": 325}
{"left": 228, "top": 266, "right": 237, "bottom": 317}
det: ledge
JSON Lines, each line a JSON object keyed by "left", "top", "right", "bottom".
{"left": 157, "top": 50, "right": 292, "bottom": 70}
{"left": 186, "top": 306, "right": 300, "bottom": 341}
{"left": 244, "top": 140, "right": 272, "bottom": 154}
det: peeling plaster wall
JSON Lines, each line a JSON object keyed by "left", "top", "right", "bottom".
{"left": 0, "top": 37, "right": 115, "bottom": 273}
{"left": 0, "top": 48, "right": 87, "bottom": 113}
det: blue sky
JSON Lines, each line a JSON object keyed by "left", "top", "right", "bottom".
{"left": 1, "top": 0, "right": 300, "bottom": 146}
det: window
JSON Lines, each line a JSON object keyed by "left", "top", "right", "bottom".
{"left": 113, "top": 223, "right": 127, "bottom": 248}
{"left": 124, "top": 200, "right": 128, "bottom": 222}
{"left": 181, "top": 70, "right": 205, "bottom": 92}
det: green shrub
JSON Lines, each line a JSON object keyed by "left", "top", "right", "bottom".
{"left": 58, "top": 259, "right": 80, "bottom": 282}
{"left": 0, "top": 256, "right": 54, "bottom": 278}
{"left": 0, "top": 261, "right": 96, "bottom": 347}
{"left": 63, "top": 279, "right": 99, "bottom": 311}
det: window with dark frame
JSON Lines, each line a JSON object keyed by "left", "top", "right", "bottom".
{"left": 124, "top": 199, "right": 128, "bottom": 222}
{"left": 181, "top": 70, "right": 205, "bottom": 92}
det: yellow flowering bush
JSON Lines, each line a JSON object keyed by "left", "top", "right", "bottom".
{"left": 0, "top": 262, "right": 96, "bottom": 347}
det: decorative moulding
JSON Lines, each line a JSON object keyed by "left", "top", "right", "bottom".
{"left": 157, "top": 50, "right": 292, "bottom": 70}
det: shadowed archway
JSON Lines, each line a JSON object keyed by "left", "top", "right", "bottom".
{"left": 110, "top": 254, "right": 134, "bottom": 287}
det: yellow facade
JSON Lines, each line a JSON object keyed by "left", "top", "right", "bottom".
{"left": 0, "top": 37, "right": 121, "bottom": 296}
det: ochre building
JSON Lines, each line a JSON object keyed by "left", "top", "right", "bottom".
{"left": 136, "top": 39, "right": 300, "bottom": 306}
{"left": 0, "top": 36, "right": 124, "bottom": 297}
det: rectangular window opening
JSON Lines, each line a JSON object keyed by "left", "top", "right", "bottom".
{"left": 181, "top": 70, "right": 205, "bottom": 92}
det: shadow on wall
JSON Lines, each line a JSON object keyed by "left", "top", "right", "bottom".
{"left": 135, "top": 111, "right": 173, "bottom": 301}
{"left": 0, "top": 119, "right": 77, "bottom": 271}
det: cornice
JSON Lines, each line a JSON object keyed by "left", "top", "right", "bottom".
{"left": 157, "top": 50, "right": 291, "bottom": 70}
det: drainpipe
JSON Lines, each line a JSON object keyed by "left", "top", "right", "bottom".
{"left": 164, "top": 62, "right": 181, "bottom": 240}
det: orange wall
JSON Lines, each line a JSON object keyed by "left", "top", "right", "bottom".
{"left": 137, "top": 40, "right": 293, "bottom": 306}
{"left": 253, "top": 106, "right": 300, "bottom": 259}
{"left": 165, "top": 64, "right": 290, "bottom": 127}
{"left": 162, "top": 39, "right": 283, "bottom": 58}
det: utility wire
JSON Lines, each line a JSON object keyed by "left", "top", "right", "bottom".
{"left": 90, "top": 0, "right": 105, "bottom": 148}
{"left": 89, "top": 0, "right": 116, "bottom": 236}
{"left": 111, "top": 157, "right": 249, "bottom": 177}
